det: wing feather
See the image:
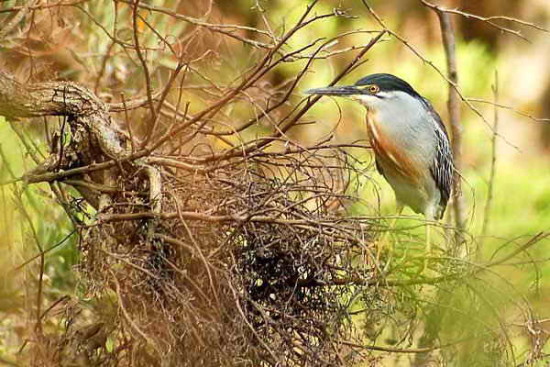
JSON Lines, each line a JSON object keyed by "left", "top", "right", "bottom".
{"left": 422, "top": 98, "right": 454, "bottom": 219}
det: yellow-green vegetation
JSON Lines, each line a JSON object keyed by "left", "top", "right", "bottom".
{"left": 0, "top": 0, "right": 548, "bottom": 365}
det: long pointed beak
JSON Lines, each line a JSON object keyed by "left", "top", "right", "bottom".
{"left": 305, "top": 85, "right": 362, "bottom": 96}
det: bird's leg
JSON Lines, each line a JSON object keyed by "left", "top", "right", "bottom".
{"left": 375, "top": 202, "right": 404, "bottom": 265}
{"left": 423, "top": 222, "right": 431, "bottom": 272}
{"left": 422, "top": 211, "right": 437, "bottom": 272}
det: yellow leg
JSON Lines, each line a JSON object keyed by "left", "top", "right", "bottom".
{"left": 423, "top": 222, "right": 431, "bottom": 272}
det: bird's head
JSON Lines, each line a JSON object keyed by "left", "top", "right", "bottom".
{"left": 306, "top": 73, "right": 421, "bottom": 112}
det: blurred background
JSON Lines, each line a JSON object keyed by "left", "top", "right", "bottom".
{"left": 0, "top": 0, "right": 548, "bottom": 365}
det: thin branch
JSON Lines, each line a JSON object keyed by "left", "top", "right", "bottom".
{"left": 131, "top": 0, "right": 157, "bottom": 146}
{"left": 0, "top": 0, "right": 89, "bottom": 14}
{"left": 339, "top": 339, "right": 443, "bottom": 354}
{"left": 481, "top": 72, "right": 499, "bottom": 242}
{"left": 420, "top": 0, "right": 548, "bottom": 41}
{"left": 117, "top": 0, "right": 275, "bottom": 48}
{"left": 466, "top": 98, "right": 550, "bottom": 124}
{"left": 433, "top": 4, "right": 467, "bottom": 246}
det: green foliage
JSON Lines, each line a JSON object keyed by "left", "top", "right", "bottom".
{"left": 0, "top": 119, "right": 77, "bottom": 308}
{"left": 0, "top": 0, "right": 548, "bottom": 365}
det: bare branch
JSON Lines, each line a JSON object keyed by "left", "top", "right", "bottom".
{"left": 420, "top": 0, "right": 548, "bottom": 42}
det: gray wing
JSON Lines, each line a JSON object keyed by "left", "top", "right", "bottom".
{"left": 421, "top": 98, "right": 454, "bottom": 218}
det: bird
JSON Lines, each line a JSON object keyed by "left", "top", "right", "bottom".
{"left": 306, "top": 73, "right": 454, "bottom": 262}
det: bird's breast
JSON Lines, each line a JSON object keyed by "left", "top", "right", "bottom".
{"left": 366, "top": 113, "right": 424, "bottom": 185}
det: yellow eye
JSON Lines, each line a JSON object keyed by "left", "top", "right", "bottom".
{"left": 368, "top": 85, "right": 379, "bottom": 94}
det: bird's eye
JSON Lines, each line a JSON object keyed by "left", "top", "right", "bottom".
{"left": 368, "top": 85, "right": 379, "bottom": 94}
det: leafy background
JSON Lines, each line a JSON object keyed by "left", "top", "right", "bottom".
{"left": 0, "top": 0, "right": 549, "bottom": 365}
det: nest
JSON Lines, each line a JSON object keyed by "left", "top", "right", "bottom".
{"left": 48, "top": 145, "right": 380, "bottom": 366}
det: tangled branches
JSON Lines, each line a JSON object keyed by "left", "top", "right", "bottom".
{"left": 1, "top": 0, "right": 548, "bottom": 366}
{"left": 0, "top": 1, "right": 388, "bottom": 364}
{"left": 76, "top": 146, "right": 380, "bottom": 365}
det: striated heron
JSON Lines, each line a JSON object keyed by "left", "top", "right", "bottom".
{"left": 307, "top": 73, "right": 454, "bottom": 263}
